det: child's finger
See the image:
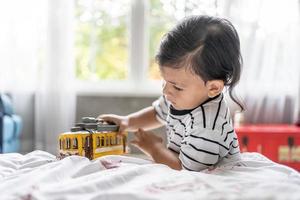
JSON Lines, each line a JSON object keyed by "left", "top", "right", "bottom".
{"left": 98, "top": 115, "right": 119, "bottom": 124}
{"left": 138, "top": 128, "right": 145, "bottom": 133}
{"left": 117, "top": 125, "right": 127, "bottom": 136}
{"left": 97, "top": 114, "right": 110, "bottom": 120}
{"left": 137, "top": 128, "right": 146, "bottom": 139}
{"left": 134, "top": 130, "right": 140, "bottom": 135}
{"left": 130, "top": 139, "right": 139, "bottom": 146}
{"left": 130, "top": 140, "right": 137, "bottom": 145}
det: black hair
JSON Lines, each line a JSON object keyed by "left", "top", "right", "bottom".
{"left": 155, "top": 15, "right": 244, "bottom": 111}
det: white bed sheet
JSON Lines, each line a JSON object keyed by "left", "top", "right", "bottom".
{"left": 0, "top": 150, "right": 299, "bottom": 200}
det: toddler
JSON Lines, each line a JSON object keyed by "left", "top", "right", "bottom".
{"left": 99, "top": 15, "right": 243, "bottom": 171}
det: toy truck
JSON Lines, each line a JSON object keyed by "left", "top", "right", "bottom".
{"left": 58, "top": 117, "right": 128, "bottom": 160}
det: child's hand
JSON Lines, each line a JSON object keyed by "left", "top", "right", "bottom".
{"left": 97, "top": 114, "right": 129, "bottom": 135}
{"left": 130, "top": 128, "right": 164, "bottom": 156}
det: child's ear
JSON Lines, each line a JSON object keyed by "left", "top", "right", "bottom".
{"left": 206, "top": 80, "right": 224, "bottom": 98}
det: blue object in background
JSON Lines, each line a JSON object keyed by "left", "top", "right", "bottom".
{"left": 0, "top": 94, "right": 22, "bottom": 153}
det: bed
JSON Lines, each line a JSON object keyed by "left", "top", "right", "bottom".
{"left": 0, "top": 151, "right": 299, "bottom": 200}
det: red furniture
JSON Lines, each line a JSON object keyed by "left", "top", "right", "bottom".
{"left": 235, "top": 125, "right": 300, "bottom": 171}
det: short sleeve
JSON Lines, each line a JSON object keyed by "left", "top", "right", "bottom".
{"left": 152, "top": 95, "right": 169, "bottom": 124}
{"left": 179, "top": 128, "right": 224, "bottom": 171}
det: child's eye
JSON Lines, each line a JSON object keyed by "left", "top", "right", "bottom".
{"left": 173, "top": 85, "right": 183, "bottom": 91}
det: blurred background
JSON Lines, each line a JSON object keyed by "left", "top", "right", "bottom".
{"left": 0, "top": 0, "right": 299, "bottom": 155}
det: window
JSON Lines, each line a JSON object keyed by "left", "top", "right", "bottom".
{"left": 110, "top": 136, "right": 114, "bottom": 145}
{"left": 67, "top": 138, "right": 71, "bottom": 149}
{"left": 75, "top": 0, "right": 130, "bottom": 81}
{"left": 101, "top": 136, "right": 105, "bottom": 146}
{"left": 86, "top": 137, "right": 90, "bottom": 147}
{"left": 96, "top": 136, "right": 100, "bottom": 147}
{"left": 148, "top": 0, "right": 219, "bottom": 80}
{"left": 106, "top": 137, "right": 110, "bottom": 146}
{"left": 73, "top": 138, "right": 78, "bottom": 149}
{"left": 75, "top": 0, "right": 217, "bottom": 93}
{"left": 148, "top": 0, "right": 174, "bottom": 80}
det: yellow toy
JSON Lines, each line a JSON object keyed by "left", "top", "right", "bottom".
{"left": 58, "top": 117, "right": 127, "bottom": 160}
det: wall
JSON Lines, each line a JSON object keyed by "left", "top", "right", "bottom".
{"left": 15, "top": 94, "right": 300, "bottom": 154}
{"left": 76, "top": 95, "right": 166, "bottom": 154}
{"left": 16, "top": 94, "right": 166, "bottom": 154}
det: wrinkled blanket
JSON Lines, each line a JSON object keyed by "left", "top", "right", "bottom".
{"left": 0, "top": 151, "right": 299, "bottom": 200}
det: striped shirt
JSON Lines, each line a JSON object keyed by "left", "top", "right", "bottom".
{"left": 152, "top": 93, "right": 241, "bottom": 171}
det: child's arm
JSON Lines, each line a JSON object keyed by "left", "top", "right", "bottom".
{"left": 131, "top": 128, "right": 182, "bottom": 170}
{"left": 98, "top": 106, "right": 163, "bottom": 134}
{"left": 150, "top": 147, "right": 182, "bottom": 170}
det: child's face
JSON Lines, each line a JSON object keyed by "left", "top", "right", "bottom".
{"left": 160, "top": 66, "right": 210, "bottom": 110}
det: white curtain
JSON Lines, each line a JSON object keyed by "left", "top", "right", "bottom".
{"left": 35, "top": 0, "right": 76, "bottom": 154}
{"left": 0, "top": 0, "right": 76, "bottom": 154}
{"left": 0, "top": 1, "right": 46, "bottom": 92}
{"left": 220, "top": 0, "right": 300, "bottom": 124}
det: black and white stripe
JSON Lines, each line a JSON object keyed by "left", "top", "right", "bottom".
{"left": 152, "top": 93, "right": 240, "bottom": 171}
{"left": 200, "top": 105, "right": 206, "bottom": 128}
{"left": 212, "top": 95, "right": 224, "bottom": 130}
